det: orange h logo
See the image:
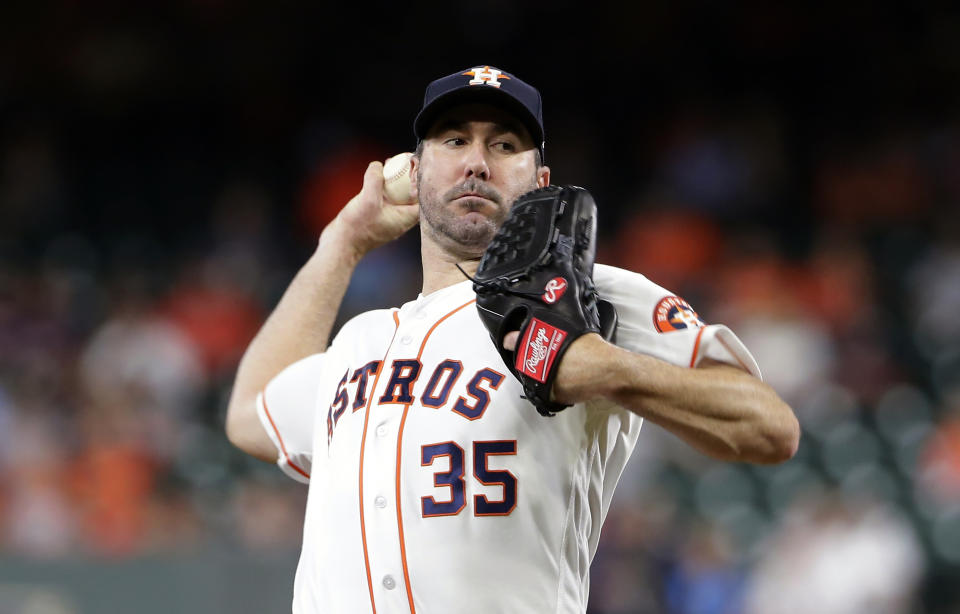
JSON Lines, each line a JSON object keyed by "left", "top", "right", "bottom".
{"left": 463, "top": 66, "right": 511, "bottom": 88}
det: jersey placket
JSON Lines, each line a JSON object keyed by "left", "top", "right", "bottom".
{"left": 358, "top": 287, "right": 476, "bottom": 614}
{"left": 359, "top": 298, "right": 434, "bottom": 614}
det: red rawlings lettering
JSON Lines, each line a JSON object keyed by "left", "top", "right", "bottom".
{"left": 515, "top": 318, "right": 567, "bottom": 383}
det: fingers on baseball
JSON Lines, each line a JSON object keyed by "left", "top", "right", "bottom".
{"left": 363, "top": 162, "right": 385, "bottom": 199}
{"left": 503, "top": 331, "right": 519, "bottom": 351}
{"left": 380, "top": 158, "right": 396, "bottom": 202}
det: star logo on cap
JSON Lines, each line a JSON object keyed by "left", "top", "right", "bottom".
{"left": 462, "top": 66, "right": 511, "bottom": 88}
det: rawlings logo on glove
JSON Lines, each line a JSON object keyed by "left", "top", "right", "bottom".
{"left": 517, "top": 319, "right": 566, "bottom": 382}
{"left": 541, "top": 278, "right": 567, "bottom": 304}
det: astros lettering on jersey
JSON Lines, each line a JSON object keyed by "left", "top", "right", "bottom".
{"left": 255, "top": 263, "right": 760, "bottom": 613}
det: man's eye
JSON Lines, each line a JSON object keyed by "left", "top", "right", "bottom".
{"left": 493, "top": 141, "right": 516, "bottom": 152}
{"left": 444, "top": 137, "right": 467, "bottom": 146}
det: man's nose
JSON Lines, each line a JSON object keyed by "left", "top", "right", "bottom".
{"left": 463, "top": 143, "right": 490, "bottom": 181}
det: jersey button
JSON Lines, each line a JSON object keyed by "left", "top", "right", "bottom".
{"left": 400, "top": 335, "right": 413, "bottom": 345}
{"left": 374, "top": 495, "right": 387, "bottom": 509}
{"left": 376, "top": 425, "right": 388, "bottom": 437}
{"left": 382, "top": 575, "right": 396, "bottom": 590}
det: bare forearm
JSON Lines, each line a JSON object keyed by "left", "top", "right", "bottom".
{"left": 555, "top": 334, "right": 800, "bottom": 464}
{"left": 224, "top": 159, "right": 420, "bottom": 460}
{"left": 238, "top": 227, "right": 359, "bottom": 392}
{"left": 225, "top": 223, "right": 361, "bottom": 456}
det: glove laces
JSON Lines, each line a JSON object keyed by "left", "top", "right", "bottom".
{"left": 454, "top": 263, "right": 545, "bottom": 300}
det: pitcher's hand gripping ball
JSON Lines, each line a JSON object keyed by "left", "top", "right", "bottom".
{"left": 344, "top": 152, "right": 417, "bottom": 210}
{"left": 471, "top": 185, "right": 617, "bottom": 416}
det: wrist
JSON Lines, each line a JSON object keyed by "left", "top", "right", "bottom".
{"left": 318, "top": 218, "right": 368, "bottom": 265}
{"left": 552, "top": 333, "right": 615, "bottom": 405}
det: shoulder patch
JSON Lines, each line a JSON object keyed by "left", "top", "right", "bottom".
{"left": 653, "top": 295, "right": 705, "bottom": 332}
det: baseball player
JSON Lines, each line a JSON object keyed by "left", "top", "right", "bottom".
{"left": 225, "top": 65, "right": 799, "bottom": 613}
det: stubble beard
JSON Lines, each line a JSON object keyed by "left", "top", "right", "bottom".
{"left": 417, "top": 171, "right": 539, "bottom": 258}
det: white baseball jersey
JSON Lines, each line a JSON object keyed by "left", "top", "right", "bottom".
{"left": 256, "top": 263, "right": 760, "bottom": 614}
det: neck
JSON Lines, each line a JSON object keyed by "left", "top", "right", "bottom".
{"left": 420, "top": 227, "right": 482, "bottom": 295}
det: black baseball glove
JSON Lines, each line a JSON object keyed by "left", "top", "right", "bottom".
{"left": 469, "top": 185, "right": 617, "bottom": 417}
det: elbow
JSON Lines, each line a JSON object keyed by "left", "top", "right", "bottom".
{"left": 749, "top": 400, "right": 801, "bottom": 464}
{"left": 718, "top": 382, "right": 800, "bottom": 465}
{"left": 765, "top": 417, "right": 801, "bottom": 464}
{"left": 225, "top": 404, "right": 244, "bottom": 450}
{"left": 224, "top": 394, "right": 279, "bottom": 463}
{"left": 224, "top": 396, "right": 255, "bottom": 452}
{"left": 225, "top": 414, "right": 241, "bottom": 449}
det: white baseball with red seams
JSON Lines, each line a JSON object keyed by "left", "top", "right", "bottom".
{"left": 256, "top": 263, "right": 761, "bottom": 613}
{"left": 382, "top": 152, "right": 416, "bottom": 205}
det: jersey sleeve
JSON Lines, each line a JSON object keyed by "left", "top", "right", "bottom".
{"left": 256, "top": 353, "right": 325, "bottom": 483}
{"left": 593, "top": 264, "right": 761, "bottom": 378}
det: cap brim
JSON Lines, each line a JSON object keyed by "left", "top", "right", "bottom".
{"left": 414, "top": 86, "right": 544, "bottom": 146}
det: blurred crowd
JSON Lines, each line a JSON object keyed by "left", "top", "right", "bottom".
{"left": 3, "top": 3, "right": 960, "bottom": 613}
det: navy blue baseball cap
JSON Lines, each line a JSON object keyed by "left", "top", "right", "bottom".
{"left": 414, "top": 65, "right": 545, "bottom": 161}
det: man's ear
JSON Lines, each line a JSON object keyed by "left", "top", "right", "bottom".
{"left": 537, "top": 165, "right": 551, "bottom": 188}
{"left": 410, "top": 154, "right": 420, "bottom": 200}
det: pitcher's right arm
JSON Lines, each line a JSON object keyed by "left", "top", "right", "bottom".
{"left": 225, "top": 160, "right": 420, "bottom": 461}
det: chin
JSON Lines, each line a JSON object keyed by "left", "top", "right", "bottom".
{"left": 456, "top": 227, "right": 495, "bottom": 248}
{"left": 446, "top": 221, "right": 496, "bottom": 251}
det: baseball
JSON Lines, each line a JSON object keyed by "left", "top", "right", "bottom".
{"left": 382, "top": 152, "right": 416, "bottom": 204}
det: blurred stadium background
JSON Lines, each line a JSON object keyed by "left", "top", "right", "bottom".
{"left": 2, "top": 2, "right": 960, "bottom": 613}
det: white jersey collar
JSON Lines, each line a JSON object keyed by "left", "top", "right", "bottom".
{"left": 401, "top": 279, "right": 475, "bottom": 317}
